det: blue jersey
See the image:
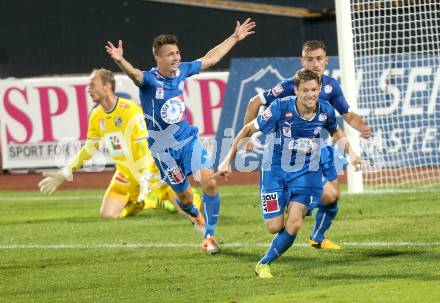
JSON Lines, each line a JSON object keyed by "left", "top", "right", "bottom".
{"left": 139, "top": 60, "right": 202, "bottom": 151}
{"left": 259, "top": 74, "right": 350, "bottom": 115}
{"left": 255, "top": 97, "right": 338, "bottom": 193}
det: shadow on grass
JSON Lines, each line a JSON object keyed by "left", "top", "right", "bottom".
{"left": 217, "top": 248, "right": 265, "bottom": 263}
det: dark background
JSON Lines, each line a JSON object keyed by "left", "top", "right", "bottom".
{"left": 0, "top": 0, "right": 337, "bottom": 78}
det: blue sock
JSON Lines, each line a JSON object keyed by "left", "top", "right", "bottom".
{"left": 310, "top": 201, "right": 339, "bottom": 243}
{"left": 202, "top": 193, "right": 220, "bottom": 238}
{"left": 259, "top": 229, "right": 296, "bottom": 265}
{"left": 176, "top": 198, "right": 199, "bottom": 218}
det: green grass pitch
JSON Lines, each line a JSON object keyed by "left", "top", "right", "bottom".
{"left": 1, "top": 185, "right": 439, "bottom": 302}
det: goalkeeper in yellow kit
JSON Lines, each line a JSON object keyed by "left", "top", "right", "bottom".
{"left": 38, "top": 68, "right": 201, "bottom": 219}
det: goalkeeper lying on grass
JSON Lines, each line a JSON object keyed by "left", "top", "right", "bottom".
{"left": 38, "top": 68, "right": 202, "bottom": 221}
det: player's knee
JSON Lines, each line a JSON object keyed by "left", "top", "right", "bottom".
{"left": 177, "top": 189, "right": 194, "bottom": 205}
{"left": 265, "top": 220, "right": 283, "bottom": 234}
{"left": 285, "top": 219, "right": 302, "bottom": 234}
{"left": 202, "top": 178, "right": 217, "bottom": 194}
{"left": 100, "top": 209, "right": 119, "bottom": 219}
{"left": 322, "top": 186, "right": 340, "bottom": 204}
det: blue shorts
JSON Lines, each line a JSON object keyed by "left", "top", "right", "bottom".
{"left": 260, "top": 169, "right": 321, "bottom": 220}
{"left": 153, "top": 136, "right": 213, "bottom": 193}
{"left": 320, "top": 145, "right": 348, "bottom": 185}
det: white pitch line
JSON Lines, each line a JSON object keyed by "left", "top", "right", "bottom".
{"left": 3, "top": 187, "right": 440, "bottom": 202}
{"left": 0, "top": 242, "right": 439, "bottom": 249}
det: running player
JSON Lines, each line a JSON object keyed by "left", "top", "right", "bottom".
{"left": 105, "top": 19, "right": 256, "bottom": 253}
{"left": 217, "top": 69, "right": 363, "bottom": 278}
{"left": 244, "top": 40, "right": 371, "bottom": 249}
{"left": 38, "top": 69, "right": 202, "bottom": 219}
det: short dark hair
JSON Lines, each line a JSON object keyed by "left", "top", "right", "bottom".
{"left": 294, "top": 68, "right": 321, "bottom": 87}
{"left": 152, "top": 34, "right": 178, "bottom": 55}
{"left": 92, "top": 68, "right": 115, "bottom": 92}
{"left": 302, "top": 40, "right": 327, "bottom": 54}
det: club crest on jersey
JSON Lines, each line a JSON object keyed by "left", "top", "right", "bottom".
{"left": 282, "top": 127, "right": 292, "bottom": 138}
{"left": 262, "top": 108, "right": 272, "bottom": 121}
{"left": 318, "top": 113, "right": 327, "bottom": 121}
{"left": 114, "top": 116, "right": 122, "bottom": 127}
{"left": 160, "top": 97, "right": 185, "bottom": 124}
{"left": 261, "top": 192, "right": 279, "bottom": 214}
{"left": 324, "top": 84, "right": 333, "bottom": 94}
{"left": 271, "top": 84, "right": 284, "bottom": 97}
{"left": 166, "top": 166, "right": 185, "bottom": 184}
{"left": 285, "top": 112, "right": 293, "bottom": 118}
{"left": 155, "top": 87, "right": 164, "bottom": 99}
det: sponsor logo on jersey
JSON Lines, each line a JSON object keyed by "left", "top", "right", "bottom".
{"left": 160, "top": 96, "right": 186, "bottom": 124}
{"left": 318, "top": 113, "right": 327, "bottom": 121}
{"left": 104, "top": 132, "right": 126, "bottom": 156}
{"left": 261, "top": 192, "right": 279, "bottom": 214}
{"left": 155, "top": 87, "right": 164, "bottom": 99}
{"left": 282, "top": 126, "right": 292, "bottom": 138}
{"left": 119, "top": 101, "right": 129, "bottom": 109}
{"left": 271, "top": 84, "right": 284, "bottom": 97}
{"left": 288, "top": 138, "right": 318, "bottom": 153}
{"left": 324, "top": 84, "right": 332, "bottom": 94}
{"left": 285, "top": 112, "right": 293, "bottom": 118}
{"left": 166, "top": 166, "right": 185, "bottom": 184}
{"left": 262, "top": 108, "right": 272, "bottom": 121}
{"left": 114, "top": 116, "right": 122, "bottom": 127}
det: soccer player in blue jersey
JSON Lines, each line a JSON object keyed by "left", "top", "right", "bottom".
{"left": 105, "top": 18, "right": 256, "bottom": 254}
{"left": 244, "top": 40, "right": 371, "bottom": 250}
{"left": 217, "top": 69, "right": 362, "bottom": 278}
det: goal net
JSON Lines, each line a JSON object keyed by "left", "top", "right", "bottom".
{"left": 339, "top": 0, "right": 440, "bottom": 189}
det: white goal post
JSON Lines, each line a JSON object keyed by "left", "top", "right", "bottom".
{"left": 336, "top": 0, "right": 440, "bottom": 191}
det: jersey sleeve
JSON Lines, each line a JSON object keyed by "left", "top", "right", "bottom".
{"left": 139, "top": 71, "right": 153, "bottom": 88}
{"left": 181, "top": 60, "right": 202, "bottom": 78}
{"left": 259, "top": 79, "right": 295, "bottom": 105}
{"left": 330, "top": 80, "right": 350, "bottom": 115}
{"left": 254, "top": 100, "right": 282, "bottom": 134}
{"left": 324, "top": 105, "right": 338, "bottom": 135}
{"left": 86, "top": 109, "right": 101, "bottom": 140}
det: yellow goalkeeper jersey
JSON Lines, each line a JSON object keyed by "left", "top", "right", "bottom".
{"left": 87, "top": 97, "right": 152, "bottom": 182}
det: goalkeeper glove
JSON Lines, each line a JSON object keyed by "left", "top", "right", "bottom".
{"left": 38, "top": 167, "right": 72, "bottom": 195}
{"left": 137, "top": 171, "right": 152, "bottom": 202}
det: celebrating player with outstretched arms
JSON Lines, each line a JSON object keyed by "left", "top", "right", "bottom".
{"left": 106, "top": 19, "right": 256, "bottom": 254}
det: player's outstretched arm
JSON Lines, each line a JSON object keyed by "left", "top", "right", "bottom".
{"left": 38, "top": 140, "right": 98, "bottom": 194}
{"left": 105, "top": 40, "right": 144, "bottom": 86}
{"left": 331, "top": 128, "right": 364, "bottom": 171}
{"left": 244, "top": 95, "right": 263, "bottom": 125}
{"left": 342, "top": 111, "right": 371, "bottom": 139}
{"left": 242, "top": 95, "right": 264, "bottom": 151}
{"left": 216, "top": 121, "right": 258, "bottom": 180}
{"left": 200, "top": 18, "right": 256, "bottom": 71}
